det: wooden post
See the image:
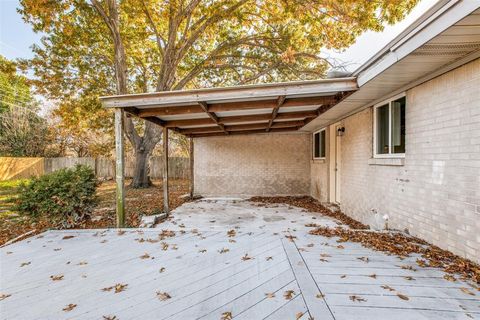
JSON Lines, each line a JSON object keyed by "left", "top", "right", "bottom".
{"left": 163, "top": 128, "right": 169, "bottom": 214}
{"left": 114, "top": 108, "right": 125, "bottom": 228}
{"left": 189, "top": 137, "right": 194, "bottom": 199}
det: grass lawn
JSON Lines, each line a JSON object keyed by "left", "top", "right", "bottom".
{"left": 0, "top": 178, "right": 190, "bottom": 246}
{"left": 0, "top": 179, "right": 27, "bottom": 217}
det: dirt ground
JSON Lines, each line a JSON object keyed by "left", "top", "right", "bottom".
{"left": 0, "top": 179, "right": 190, "bottom": 246}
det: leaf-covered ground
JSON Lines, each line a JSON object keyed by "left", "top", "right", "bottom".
{"left": 0, "top": 179, "right": 190, "bottom": 246}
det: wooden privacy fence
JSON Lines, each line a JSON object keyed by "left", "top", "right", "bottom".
{"left": 0, "top": 156, "right": 190, "bottom": 181}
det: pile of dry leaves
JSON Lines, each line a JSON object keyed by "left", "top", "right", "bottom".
{"left": 309, "top": 226, "right": 480, "bottom": 284}
{"left": 249, "top": 196, "right": 368, "bottom": 229}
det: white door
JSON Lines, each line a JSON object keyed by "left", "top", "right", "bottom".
{"left": 334, "top": 124, "right": 342, "bottom": 203}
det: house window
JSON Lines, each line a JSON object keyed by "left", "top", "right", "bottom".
{"left": 313, "top": 129, "right": 326, "bottom": 159}
{"left": 374, "top": 95, "right": 406, "bottom": 157}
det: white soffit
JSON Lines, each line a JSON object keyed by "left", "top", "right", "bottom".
{"left": 302, "top": 1, "right": 480, "bottom": 132}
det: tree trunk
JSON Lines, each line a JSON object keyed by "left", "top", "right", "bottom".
{"left": 131, "top": 146, "right": 152, "bottom": 188}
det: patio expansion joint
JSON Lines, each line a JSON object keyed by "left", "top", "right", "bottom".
{"left": 281, "top": 234, "right": 336, "bottom": 320}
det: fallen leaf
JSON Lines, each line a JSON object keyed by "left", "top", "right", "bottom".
{"left": 305, "top": 223, "right": 319, "bottom": 227}
{"left": 399, "top": 265, "right": 417, "bottom": 271}
{"left": 460, "top": 288, "right": 475, "bottom": 296}
{"left": 219, "top": 248, "right": 229, "bottom": 254}
{"left": 103, "top": 316, "right": 117, "bottom": 320}
{"left": 54, "top": 248, "right": 62, "bottom": 251}
{"left": 265, "top": 292, "right": 275, "bottom": 298}
{"left": 266, "top": 256, "right": 273, "bottom": 261}
{"left": 381, "top": 285, "right": 396, "bottom": 292}
{"left": 404, "top": 276, "right": 415, "bottom": 281}
{"left": 77, "top": 261, "right": 88, "bottom": 266}
{"left": 320, "top": 253, "right": 331, "bottom": 258}
{"left": 199, "top": 249, "right": 207, "bottom": 253}
{"left": 336, "top": 245, "right": 345, "bottom": 249}
{"left": 159, "top": 267, "right": 166, "bottom": 273}
{"left": 62, "top": 304, "right": 77, "bottom": 312}
{"left": 161, "top": 242, "right": 169, "bottom": 251}
{"left": 20, "top": 262, "right": 31, "bottom": 267}
{"left": 296, "top": 312, "right": 304, "bottom": 319}
{"left": 397, "top": 293, "right": 409, "bottom": 300}
{"left": 285, "top": 235, "right": 297, "bottom": 242}
{"left": 62, "top": 235, "right": 75, "bottom": 240}
{"left": 416, "top": 259, "right": 428, "bottom": 267}
{"left": 50, "top": 275, "right": 64, "bottom": 281}
{"left": 117, "top": 230, "right": 126, "bottom": 236}
{"left": 228, "top": 239, "right": 236, "bottom": 243}
{"left": 242, "top": 253, "right": 253, "bottom": 261}
{"left": 357, "top": 257, "right": 369, "bottom": 263}
{"left": 171, "top": 244, "right": 178, "bottom": 250}
{"left": 349, "top": 295, "right": 366, "bottom": 302}
{"left": 221, "top": 311, "right": 233, "bottom": 320}
{"left": 284, "top": 290, "right": 295, "bottom": 300}
{"left": 306, "top": 243, "right": 314, "bottom": 247}
{"left": 0, "top": 293, "right": 11, "bottom": 301}
{"left": 102, "top": 283, "right": 128, "bottom": 293}
{"left": 444, "top": 274, "right": 456, "bottom": 282}
{"left": 227, "top": 230, "right": 236, "bottom": 237}
{"left": 140, "top": 253, "right": 151, "bottom": 259}
{"left": 368, "top": 274, "right": 377, "bottom": 279}
{"left": 319, "top": 258, "right": 329, "bottom": 262}
{"left": 340, "top": 275, "right": 346, "bottom": 278}
{"left": 316, "top": 293, "right": 325, "bottom": 298}
{"left": 156, "top": 291, "right": 171, "bottom": 301}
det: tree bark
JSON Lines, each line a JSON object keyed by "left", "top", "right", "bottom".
{"left": 91, "top": 0, "right": 162, "bottom": 188}
{"left": 131, "top": 146, "right": 152, "bottom": 188}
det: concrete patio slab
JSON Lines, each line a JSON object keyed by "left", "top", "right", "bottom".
{"left": 1, "top": 199, "right": 479, "bottom": 319}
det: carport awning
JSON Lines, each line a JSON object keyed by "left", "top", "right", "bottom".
{"left": 100, "top": 78, "right": 357, "bottom": 137}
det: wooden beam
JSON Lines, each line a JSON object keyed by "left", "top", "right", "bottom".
{"left": 114, "top": 108, "right": 125, "bottom": 228}
{"left": 136, "top": 95, "right": 338, "bottom": 118}
{"left": 139, "top": 105, "right": 204, "bottom": 117}
{"left": 189, "top": 137, "right": 194, "bottom": 199}
{"left": 267, "top": 95, "right": 286, "bottom": 132}
{"left": 198, "top": 101, "right": 228, "bottom": 134}
{"left": 162, "top": 128, "right": 169, "bottom": 215}
{"left": 179, "top": 120, "right": 305, "bottom": 135}
{"left": 163, "top": 110, "right": 318, "bottom": 128}
{"left": 187, "top": 126, "right": 300, "bottom": 138}
{"left": 165, "top": 118, "right": 215, "bottom": 128}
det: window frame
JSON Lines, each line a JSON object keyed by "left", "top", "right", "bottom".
{"left": 313, "top": 128, "right": 326, "bottom": 160}
{"left": 373, "top": 93, "right": 406, "bottom": 159}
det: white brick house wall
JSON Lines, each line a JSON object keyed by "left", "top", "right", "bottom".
{"left": 329, "top": 59, "right": 480, "bottom": 263}
{"left": 194, "top": 133, "right": 311, "bottom": 197}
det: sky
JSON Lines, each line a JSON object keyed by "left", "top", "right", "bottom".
{"left": 1, "top": 0, "right": 438, "bottom": 71}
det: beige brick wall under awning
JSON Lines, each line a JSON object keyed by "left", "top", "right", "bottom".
{"left": 194, "top": 133, "right": 311, "bottom": 197}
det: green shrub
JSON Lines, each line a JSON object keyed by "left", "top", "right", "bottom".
{"left": 15, "top": 165, "right": 98, "bottom": 228}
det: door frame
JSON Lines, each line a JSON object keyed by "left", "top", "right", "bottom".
{"left": 329, "top": 122, "right": 342, "bottom": 204}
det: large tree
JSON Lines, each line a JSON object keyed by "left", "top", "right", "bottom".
{"left": 19, "top": 0, "right": 418, "bottom": 187}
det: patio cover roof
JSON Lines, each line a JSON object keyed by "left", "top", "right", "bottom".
{"left": 100, "top": 78, "right": 357, "bottom": 137}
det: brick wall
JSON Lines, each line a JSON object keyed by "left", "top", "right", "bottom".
{"left": 331, "top": 58, "right": 480, "bottom": 263}
{"left": 194, "top": 133, "right": 311, "bottom": 197}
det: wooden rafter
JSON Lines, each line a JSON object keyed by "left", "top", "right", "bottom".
{"left": 187, "top": 126, "right": 301, "bottom": 138}
{"left": 198, "top": 101, "right": 228, "bottom": 134}
{"left": 267, "top": 95, "right": 286, "bottom": 132}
